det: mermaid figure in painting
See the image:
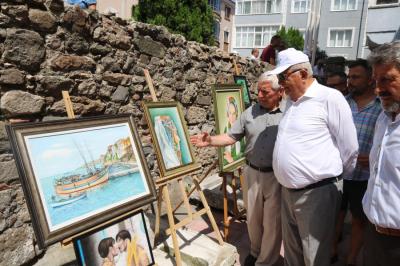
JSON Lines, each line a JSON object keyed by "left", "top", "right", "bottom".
{"left": 154, "top": 115, "right": 182, "bottom": 169}
{"left": 224, "top": 96, "right": 245, "bottom": 164}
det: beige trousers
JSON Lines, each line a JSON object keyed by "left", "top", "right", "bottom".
{"left": 243, "top": 165, "right": 282, "bottom": 266}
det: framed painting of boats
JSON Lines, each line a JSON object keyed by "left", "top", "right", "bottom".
{"left": 142, "top": 101, "right": 201, "bottom": 181}
{"left": 74, "top": 210, "right": 154, "bottom": 266}
{"left": 6, "top": 115, "right": 156, "bottom": 248}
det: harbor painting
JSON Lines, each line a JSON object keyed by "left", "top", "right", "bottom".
{"left": 6, "top": 114, "right": 156, "bottom": 248}
{"left": 26, "top": 123, "right": 149, "bottom": 231}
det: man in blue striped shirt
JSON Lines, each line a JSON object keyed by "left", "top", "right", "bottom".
{"left": 332, "top": 59, "right": 382, "bottom": 266}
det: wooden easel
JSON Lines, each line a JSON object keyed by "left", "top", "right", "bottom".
{"left": 144, "top": 69, "right": 224, "bottom": 266}
{"left": 60, "top": 92, "right": 143, "bottom": 266}
{"left": 218, "top": 60, "right": 247, "bottom": 241}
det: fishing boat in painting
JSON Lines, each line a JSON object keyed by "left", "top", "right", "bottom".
{"left": 51, "top": 192, "right": 87, "bottom": 208}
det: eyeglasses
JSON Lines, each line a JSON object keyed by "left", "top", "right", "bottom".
{"left": 278, "top": 69, "right": 303, "bottom": 83}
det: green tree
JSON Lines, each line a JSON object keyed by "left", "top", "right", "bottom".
{"left": 133, "top": 0, "right": 215, "bottom": 46}
{"left": 276, "top": 26, "right": 304, "bottom": 51}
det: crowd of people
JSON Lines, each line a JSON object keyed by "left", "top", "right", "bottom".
{"left": 192, "top": 41, "right": 400, "bottom": 266}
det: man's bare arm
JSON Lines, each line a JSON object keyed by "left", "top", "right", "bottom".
{"left": 190, "top": 132, "right": 236, "bottom": 147}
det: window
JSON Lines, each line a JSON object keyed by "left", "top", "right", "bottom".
{"left": 235, "top": 25, "right": 280, "bottom": 48}
{"left": 224, "top": 31, "right": 230, "bottom": 43}
{"left": 213, "top": 21, "right": 220, "bottom": 40}
{"left": 376, "top": 0, "right": 398, "bottom": 4}
{"left": 225, "top": 6, "right": 231, "bottom": 20}
{"left": 236, "top": 0, "right": 282, "bottom": 15}
{"left": 209, "top": 0, "right": 221, "bottom": 12}
{"left": 331, "top": 0, "right": 357, "bottom": 11}
{"left": 292, "top": 0, "right": 309, "bottom": 13}
{"left": 328, "top": 29, "right": 353, "bottom": 47}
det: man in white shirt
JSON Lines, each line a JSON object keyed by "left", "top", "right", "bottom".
{"left": 269, "top": 48, "right": 359, "bottom": 266}
{"left": 362, "top": 41, "right": 400, "bottom": 266}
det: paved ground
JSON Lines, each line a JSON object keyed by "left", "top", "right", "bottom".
{"left": 33, "top": 173, "right": 362, "bottom": 266}
{"left": 172, "top": 200, "right": 360, "bottom": 266}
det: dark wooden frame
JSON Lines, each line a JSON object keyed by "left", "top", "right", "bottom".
{"left": 6, "top": 115, "right": 156, "bottom": 248}
{"left": 73, "top": 210, "right": 155, "bottom": 266}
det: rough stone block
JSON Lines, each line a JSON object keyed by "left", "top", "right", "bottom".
{"left": 50, "top": 54, "right": 96, "bottom": 72}
{"left": 135, "top": 37, "right": 166, "bottom": 59}
{"left": 111, "top": 85, "right": 129, "bottom": 103}
{"left": 0, "top": 158, "right": 19, "bottom": 184}
{"left": 1, "top": 90, "right": 45, "bottom": 116}
{"left": 0, "top": 68, "right": 25, "bottom": 85}
{"left": 28, "top": 9, "right": 57, "bottom": 33}
{"left": 186, "top": 107, "right": 207, "bottom": 124}
{"left": 158, "top": 228, "right": 237, "bottom": 266}
{"left": 3, "top": 28, "right": 45, "bottom": 71}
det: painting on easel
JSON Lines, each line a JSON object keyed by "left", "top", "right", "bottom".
{"left": 6, "top": 115, "right": 156, "bottom": 248}
{"left": 74, "top": 211, "right": 154, "bottom": 266}
{"left": 212, "top": 84, "right": 246, "bottom": 172}
{"left": 142, "top": 101, "right": 200, "bottom": 179}
{"left": 233, "top": 75, "right": 251, "bottom": 106}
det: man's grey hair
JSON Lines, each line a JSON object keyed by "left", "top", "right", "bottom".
{"left": 368, "top": 41, "right": 400, "bottom": 69}
{"left": 258, "top": 73, "right": 280, "bottom": 90}
{"left": 289, "top": 62, "right": 313, "bottom": 77}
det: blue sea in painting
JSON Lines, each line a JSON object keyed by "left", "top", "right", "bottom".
{"left": 24, "top": 123, "right": 151, "bottom": 230}
{"left": 39, "top": 164, "right": 146, "bottom": 228}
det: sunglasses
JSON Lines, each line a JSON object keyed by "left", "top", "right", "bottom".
{"left": 278, "top": 69, "right": 303, "bottom": 83}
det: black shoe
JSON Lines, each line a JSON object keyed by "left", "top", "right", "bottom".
{"left": 330, "top": 254, "right": 338, "bottom": 264}
{"left": 244, "top": 254, "right": 257, "bottom": 266}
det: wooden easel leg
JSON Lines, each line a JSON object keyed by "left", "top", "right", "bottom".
{"left": 162, "top": 185, "right": 182, "bottom": 266}
{"left": 193, "top": 177, "right": 224, "bottom": 245}
{"left": 154, "top": 187, "right": 163, "bottom": 247}
{"left": 178, "top": 178, "right": 193, "bottom": 220}
{"left": 222, "top": 174, "right": 229, "bottom": 241}
{"left": 231, "top": 172, "right": 239, "bottom": 216}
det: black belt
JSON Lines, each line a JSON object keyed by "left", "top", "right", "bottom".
{"left": 290, "top": 176, "right": 342, "bottom": 191}
{"left": 246, "top": 160, "right": 273, "bottom": 173}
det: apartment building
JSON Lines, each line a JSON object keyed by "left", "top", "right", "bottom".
{"left": 97, "top": 0, "right": 138, "bottom": 20}
{"left": 233, "top": 0, "right": 368, "bottom": 59}
{"left": 363, "top": 0, "right": 400, "bottom": 56}
{"left": 209, "top": 0, "right": 236, "bottom": 52}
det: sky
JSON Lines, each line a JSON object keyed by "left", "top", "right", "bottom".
{"left": 25, "top": 123, "right": 133, "bottom": 179}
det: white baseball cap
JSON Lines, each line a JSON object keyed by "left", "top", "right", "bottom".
{"left": 269, "top": 48, "right": 310, "bottom": 75}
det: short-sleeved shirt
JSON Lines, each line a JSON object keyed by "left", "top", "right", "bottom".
{"left": 227, "top": 102, "right": 284, "bottom": 168}
{"left": 66, "top": 0, "right": 96, "bottom": 8}
{"left": 345, "top": 95, "right": 382, "bottom": 181}
{"left": 260, "top": 45, "right": 276, "bottom": 63}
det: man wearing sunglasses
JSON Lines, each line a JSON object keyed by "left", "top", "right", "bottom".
{"left": 270, "top": 48, "right": 359, "bottom": 266}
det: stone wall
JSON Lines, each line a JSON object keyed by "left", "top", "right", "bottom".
{"left": 0, "top": 1, "right": 271, "bottom": 265}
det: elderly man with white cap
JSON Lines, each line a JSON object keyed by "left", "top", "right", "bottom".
{"left": 270, "top": 48, "right": 359, "bottom": 266}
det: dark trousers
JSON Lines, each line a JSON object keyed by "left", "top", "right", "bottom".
{"left": 364, "top": 221, "right": 400, "bottom": 266}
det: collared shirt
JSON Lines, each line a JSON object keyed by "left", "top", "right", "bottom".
{"left": 228, "top": 102, "right": 284, "bottom": 168}
{"left": 362, "top": 111, "right": 400, "bottom": 229}
{"left": 345, "top": 95, "right": 382, "bottom": 181}
{"left": 273, "top": 80, "right": 359, "bottom": 189}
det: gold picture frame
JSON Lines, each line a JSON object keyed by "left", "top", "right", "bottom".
{"left": 142, "top": 101, "right": 200, "bottom": 182}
